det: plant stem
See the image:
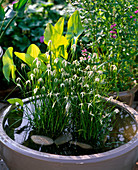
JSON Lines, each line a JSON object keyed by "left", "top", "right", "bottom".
{"left": 0, "top": 14, "right": 17, "bottom": 41}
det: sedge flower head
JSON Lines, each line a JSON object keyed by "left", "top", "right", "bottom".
{"left": 16, "top": 77, "right": 21, "bottom": 83}
{"left": 114, "top": 108, "right": 120, "bottom": 113}
{"left": 17, "top": 83, "right": 21, "bottom": 88}
{"left": 30, "top": 74, "right": 34, "bottom": 80}
{"left": 95, "top": 78, "right": 100, "bottom": 82}
{"left": 26, "top": 80, "right": 31, "bottom": 85}
{"left": 21, "top": 63, "right": 26, "bottom": 69}
{"left": 34, "top": 88, "right": 38, "bottom": 94}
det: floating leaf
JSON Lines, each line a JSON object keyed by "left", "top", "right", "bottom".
{"left": 31, "top": 135, "right": 54, "bottom": 146}
{"left": 55, "top": 133, "right": 72, "bottom": 145}
{"left": 70, "top": 141, "right": 92, "bottom": 149}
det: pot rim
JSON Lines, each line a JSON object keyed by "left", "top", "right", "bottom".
{"left": 0, "top": 97, "right": 137, "bottom": 164}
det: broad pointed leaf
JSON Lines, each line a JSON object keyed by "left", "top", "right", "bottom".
{"left": 54, "top": 17, "right": 64, "bottom": 35}
{"left": 66, "top": 10, "right": 84, "bottom": 44}
{"left": 27, "top": 44, "right": 41, "bottom": 59}
{"left": 7, "top": 98, "right": 23, "bottom": 107}
{"left": 44, "top": 23, "right": 69, "bottom": 51}
{"left": 14, "top": 52, "right": 34, "bottom": 67}
{"left": 2, "top": 47, "right": 16, "bottom": 82}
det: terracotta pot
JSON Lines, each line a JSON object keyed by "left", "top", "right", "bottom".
{"left": 0, "top": 98, "right": 137, "bottom": 170}
{"left": 109, "top": 85, "right": 138, "bottom": 106}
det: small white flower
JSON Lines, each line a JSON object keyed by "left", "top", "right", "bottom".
{"left": 48, "top": 40, "right": 52, "bottom": 46}
{"left": 79, "top": 57, "right": 83, "bottom": 62}
{"left": 21, "top": 63, "right": 26, "bottom": 69}
{"left": 33, "top": 68, "right": 39, "bottom": 74}
{"left": 87, "top": 103, "right": 92, "bottom": 109}
{"left": 42, "top": 86, "right": 45, "bottom": 91}
{"left": 54, "top": 93, "right": 60, "bottom": 97}
{"left": 80, "top": 92, "right": 85, "bottom": 98}
{"left": 47, "top": 64, "right": 51, "bottom": 69}
{"left": 26, "top": 80, "right": 31, "bottom": 85}
{"left": 112, "top": 65, "right": 117, "bottom": 71}
{"left": 107, "top": 96, "right": 113, "bottom": 101}
{"left": 52, "top": 70, "right": 56, "bottom": 76}
{"left": 36, "top": 60, "right": 41, "bottom": 68}
{"left": 85, "top": 65, "right": 90, "bottom": 70}
{"left": 64, "top": 96, "right": 69, "bottom": 101}
{"left": 34, "top": 88, "right": 38, "bottom": 94}
{"left": 62, "top": 60, "right": 68, "bottom": 67}
{"left": 95, "top": 78, "right": 100, "bottom": 82}
{"left": 88, "top": 71, "right": 93, "bottom": 77}
{"left": 79, "top": 103, "right": 83, "bottom": 107}
{"left": 73, "top": 74, "right": 78, "bottom": 79}
{"left": 54, "top": 78, "right": 58, "bottom": 83}
{"left": 93, "top": 65, "right": 97, "bottom": 70}
{"left": 54, "top": 58, "right": 58, "bottom": 63}
{"left": 33, "top": 58, "right": 38, "bottom": 63}
{"left": 84, "top": 84, "right": 89, "bottom": 88}
{"left": 48, "top": 91, "right": 52, "bottom": 98}
{"left": 30, "top": 74, "right": 34, "bottom": 80}
{"left": 52, "top": 101, "right": 56, "bottom": 108}
{"left": 17, "top": 83, "right": 21, "bottom": 88}
{"left": 72, "top": 44, "right": 76, "bottom": 51}
{"left": 97, "top": 70, "right": 103, "bottom": 74}
{"left": 60, "top": 83, "right": 65, "bottom": 88}
{"left": 93, "top": 53, "right": 97, "bottom": 58}
{"left": 16, "top": 77, "right": 21, "bottom": 83}
{"left": 114, "top": 108, "right": 120, "bottom": 113}
{"left": 61, "top": 68, "right": 64, "bottom": 72}
{"left": 134, "top": 80, "right": 137, "bottom": 84}
{"left": 89, "top": 111, "right": 94, "bottom": 116}
{"left": 95, "top": 94, "right": 100, "bottom": 98}
{"left": 73, "top": 60, "right": 77, "bottom": 65}
{"left": 38, "top": 78, "right": 43, "bottom": 83}
{"left": 65, "top": 102, "right": 71, "bottom": 112}
{"left": 46, "top": 52, "right": 49, "bottom": 58}
{"left": 46, "top": 69, "right": 51, "bottom": 75}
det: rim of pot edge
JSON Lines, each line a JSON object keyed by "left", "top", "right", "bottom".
{"left": 0, "top": 97, "right": 137, "bottom": 164}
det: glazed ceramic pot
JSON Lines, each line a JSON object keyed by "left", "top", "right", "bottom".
{"left": 109, "top": 85, "right": 138, "bottom": 106}
{"left": 0, "top": 98, "right": 137, "bottom": 170}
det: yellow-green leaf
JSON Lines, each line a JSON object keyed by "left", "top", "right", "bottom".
{"left": 14, "top": 52, "right": 34, "bottom": 67}
{"left": 54, "top": 17, "right": 64, "bottom": 35}
{"left": 7, "top": 98, "right": 23, "bottom": 107}
{"left": 66, "top": 10, "right": 84, "bottom": 44}
{"left": 27, "top": 44, "right": 41, "bottom": 59}
{"left": 2, "top": 47, "right": 16, "bottom": 82}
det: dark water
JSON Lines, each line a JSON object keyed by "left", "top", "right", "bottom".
{"left": 3, "top": 103, "right": 137, "bottom": 156}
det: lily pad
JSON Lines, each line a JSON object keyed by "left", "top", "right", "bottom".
{"left": 31, "top": 135, "right": 54, "bottom": 146}
{"left": 55, "top": 133, "right": 72, "bottom": 145}
{"left": 70, "top": 141, "right": 92, "bottom": 149}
